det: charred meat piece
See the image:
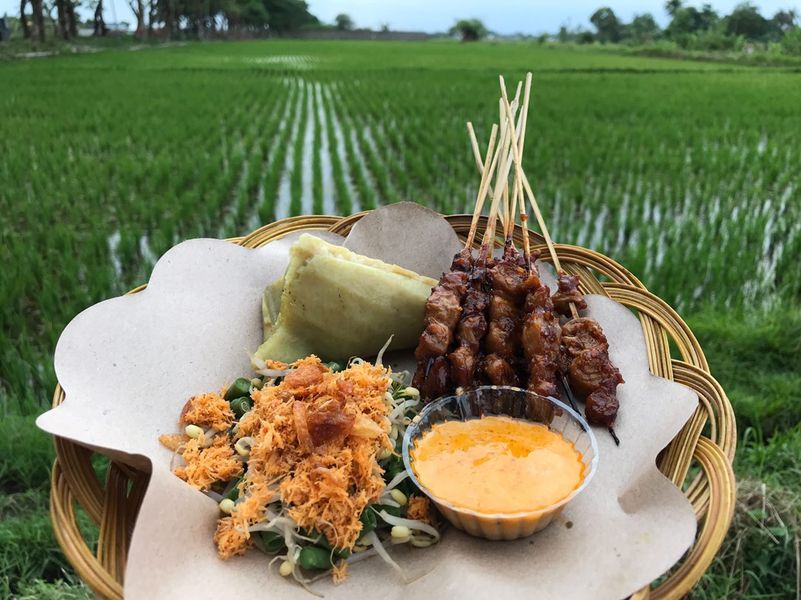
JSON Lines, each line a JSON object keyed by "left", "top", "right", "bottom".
{"left": 568, "top": 346, "right": 624, "bottom": 398}
{"left": 521, "top": 277, "right": 562, "bottom": 399}
{"left": 490, "top": 259, "right": 530, "bottom": 300}
{"left": 483, "top": 353, "right": 520, "bottom": 386}
{"left": 420, "top": 355, "right": 451, "bottom": 401}
{"left": 527, "top": 357, "right": 560, "bottom": 398}
{"left": 455, "top": 311, "right": 488, "bottom": 353}
{"left": 482, "top": 243, "right": 530, "bottom": 386}
{"left": 551, "top": 273, "right": 587, "bottom": 317}
{"left": 585, "top": 385, "right": 619, "bottom": 428}
{"left": 562, "top": 317, "right": 608, "bottom": 355}
{"left": 449, "top": 345, "right": 480, "bottom": 389}
{"left": 561, "top": 318, "right": 624, "bottom": 427}
{"left": 413, "top": 253, "right": 471, "bottom": 399}
{"left": 415, "top": 271, "right": 467, "bottom": 360}
{"left": 521, "top": 300, "right": 561, "bottom": 360}
{"left": 451, "top": 247, "right": 473, "bottom": 273}
{"left": 485, "top": 303, "right": 518, "bottom": 357}
{"left": 448, "top": 259, "right": 490, "bottom": 389}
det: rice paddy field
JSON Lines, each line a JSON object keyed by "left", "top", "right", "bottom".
{"left": 1, "top": 40, "right": 800, "bottom": 598}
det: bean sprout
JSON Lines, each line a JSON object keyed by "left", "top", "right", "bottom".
{"left": 375, "top": 510, "right": 441, "bottom": 542}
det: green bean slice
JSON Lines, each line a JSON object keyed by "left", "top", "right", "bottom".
{"left": 298, "top": 545, "right": 333, "bottom": 570}
{"left": 224, "top": 377, "right": 251, "bottom": 401}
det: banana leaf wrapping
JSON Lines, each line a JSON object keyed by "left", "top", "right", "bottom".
{"left": 255, "top": 234, "right": 437, "bottom": 363}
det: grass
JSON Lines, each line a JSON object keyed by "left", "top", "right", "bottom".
{"left": 1, "top": 39, "right": 799, "bottom": 597}
{"left": 689, "top": 311, "right": 801, "bottom": 598}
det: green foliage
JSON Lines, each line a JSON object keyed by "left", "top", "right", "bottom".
{"left": 450, "top": 19, "right": 487, "bottom": 42}
{"left": 0, "top": 488, "right": 80, "bottom": 595}
{"left": 667, "top": 6, "right": 706, "bottom": 37}
{"left": 150, "top": 0, "right": 315, "bottom": 37}
{"left": 665, "top": 0, "right": 683, "bottom": 17}
{"left": 687, "top": 311, "right": 801, "bottom": 598}
{"left": 590, "top": 7, "right": 621, "bottom": 43}
{"left": 588, "top": 1, "right": 799, "bottom": 57}
{"left": 0, "top": 416, "right": 54, "bottom": 493}
{"left": 726, "top": 2, "right": 771, "bottom": 40}
{"left": 676, "top": 26, "right": 743, "bottom": 51}
{"left": 263, "top": 0, "right": 317, "bottom": 33}
{"left": 229, "top": 0, "right": 270, "bottom": 29}
{"left": 693, "top": 475, "right": 801, "bottom": 598}
{"left": 628, "top": 13, "right": 661, "bottom": 44}
{"left": 14, "top": 578, "right": 92, "bottom": 599}
{"left": 770, "top": 9, "right": 798, "bottom": 34}
{"left": 689, "top": 311, "right": 801, "bottom": 437}
{"left": 334, "top": 13, "right": 354, "bottom": 31}
{"left": 780, "top": 26, "right": 801, "bottom": 54}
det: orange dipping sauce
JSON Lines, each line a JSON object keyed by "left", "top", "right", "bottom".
{"left": 411, "top": 416, "right": 585, "bottom": 514}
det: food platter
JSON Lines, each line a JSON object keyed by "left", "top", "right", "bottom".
{"left": 45, "top": 210, "right": 736, "bottom": 599}
{"left": 39, "top": 202, "right": 735, "bottom": 599}
{"left": 41, "top": 74, "right": 737, "bottom": 599}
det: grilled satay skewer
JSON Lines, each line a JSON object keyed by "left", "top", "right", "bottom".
{"left": 495, "top": 78, "right": 565, "bottom": 402}
{"left": 483, "top": 203, "right": 529, "bottom": 387}
{"left": 461, "top": 93, "right": 529, "bottom": 388}
{"left": 559, "top": 313, "right": 623, "bottom": 441}
{"left": 448, "top": 124, "right": 500, "bottom": 389}
{"left": 413, "top": 123, "right": 500, "bottom": 401}
{"left": 418, "top": 83, "right": 523, "bottom": 401}
{"left": 485, "top": 169, "right": 535, "bottom": 386}
{"left": 465, "top": 81, "right": 550, "bottom": 394}
{"left": 504, "top": 77, "right": 623, "bottom": 444}
{"left": 449, "top": 84, "right": 524, "bottom": 392}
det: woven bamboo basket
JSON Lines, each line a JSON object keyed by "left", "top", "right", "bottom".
{"left": 49, "top": 212, "right": 736, "bottom": 599}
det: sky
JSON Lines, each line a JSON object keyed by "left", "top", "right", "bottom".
{"left": 2, "top": 0, "right": 797, "bottom": 33}
{"left": 308, "top": 0, "right": 797, "bottom": 34}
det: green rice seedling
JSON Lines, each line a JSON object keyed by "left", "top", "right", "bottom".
{"left": 2, "top": 40, "right": 801, "bottom": 597}
{"left": 290, "top": 81, "right": 309, "bottom": 216}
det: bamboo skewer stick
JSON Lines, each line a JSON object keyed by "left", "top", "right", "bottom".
{"left": 481, "top": 96, "right": 521, "bottom": 253}
{"left": 468, "top": 80, "right": 521, "bottom": 211}
{"left": 480, "top": 101, "right": 512, "bottom": 252}
{"left": 499, "top": 75, "right": 533, "bottom": 266}
{"left": 465, "top": 123, "right": 499, "bottom": 250}
{"left": 499, "top": 93, "right": 510, "bottom": 241}
{"left": 504, "top": 78, "right": 578, "bottom": 318}
{"left": 500, "top": 76, "right": 568, "bottom": 288}
{"left": 500, "top": 81, "right": 584, "bottom": 421}
{"left": 502, "top": 185, "right": 511, "bottom": 240}
{"left": 520, "top": 173, "right": 579, "bottom": 318}
{"left": 503, "top": 81, "right": 523, "bottom": 242}
{"left": 515, "top": 126, "right": 619, "bottom": 444}
{"left": 466, "top": 113, "right": 521, "bottom": 248}
{"left": 466, "top": 122, "right": 494, "bottom": 204}
{"left": 514, "top": 74, "right": 532, "bottom": 267}
{"left": 507, "top": 180, "right": 518, "bottom": 242}
{"left": 499, "top": 73, "right": 620, "bottom": 446}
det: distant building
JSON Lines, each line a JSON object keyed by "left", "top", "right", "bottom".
{"left": 0, "top": 14, "right": 11, "bottom": 42}
{"left": 79, "top": 22, "right": 129, "bottom": 36}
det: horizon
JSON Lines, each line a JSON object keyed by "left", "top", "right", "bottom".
{"left": 1, "top": 0, "right": 797, "bottom": 34}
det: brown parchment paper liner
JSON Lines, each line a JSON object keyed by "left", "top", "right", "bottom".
{"left": 38, "top": 203, "right": 698, "bottom": 599}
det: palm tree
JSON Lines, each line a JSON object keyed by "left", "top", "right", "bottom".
{"left": 665, "top": 0, "right": 682, "bottom": 17}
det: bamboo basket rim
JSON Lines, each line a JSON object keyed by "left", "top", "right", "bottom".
{"left": 48, "top": 211, "right": 737, "bottom": 600}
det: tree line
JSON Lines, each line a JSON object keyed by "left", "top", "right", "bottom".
{"left": 576, "top": 1, "right": 798, "bottom": 51}
{"left": 450, "top": 2, "right": 800, "bottom": 55}
{"left": 16, "top": 0, "right": 318, "bottom": 42}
